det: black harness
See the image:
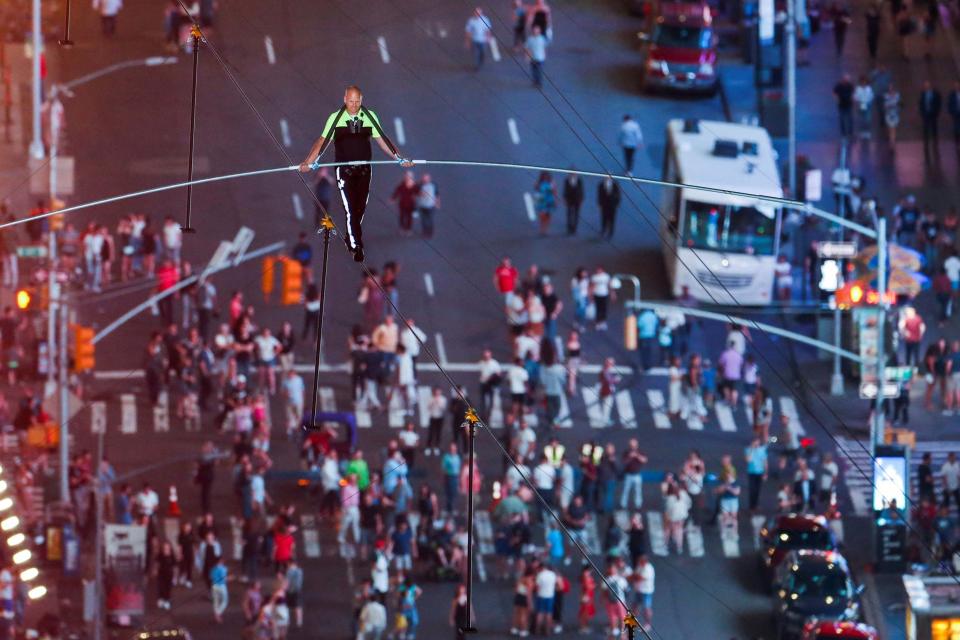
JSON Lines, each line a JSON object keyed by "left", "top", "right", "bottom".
{"left": 313, "top": 104, "right": 402, "bottom": 166}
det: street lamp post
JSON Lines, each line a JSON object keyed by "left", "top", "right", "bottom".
{"left": 872, "top": 214, "right": 889, "bottom": 455}
{"left": 29, "top": 0, "right": 44, "bottom": 159}
{"left": 830, "top": 142, "right": 849, "bottom": 397}
{"left": 785, "top": 0, "right": 797, "bottom": 197}
{"left": 611, "top": 274, "right": 642, "bottom": 351}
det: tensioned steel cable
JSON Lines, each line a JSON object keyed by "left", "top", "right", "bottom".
{"left": 455, "top": 0, "right": 957, "bottom": 588}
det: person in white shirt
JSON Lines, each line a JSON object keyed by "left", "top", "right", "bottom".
{"left": 618, "top": 114, "right": 644, "bottom": 175}
{"left": 589, "top": 267, "right": 612, "bottom": 330}
{"left": 817, "top": 452, "right": 840, "bottom": 505}
{"left": 945, "top": 250, "right": 960, "bottom": 289}
{"left": 83, "top": 224, "right": 105, "bottom": 292}
{"left": 632, "top": 556, "right": 655, "bottom": 630}
{"left": 399, "top": 319, "right": 427, "bottom": 367}
{"left": 358, "top": 598, "right": 387, "bottom": 639}
{"left": 162, "top": 216, "right": 183, "bottom": 266}
{"left": 942, "top": 452, "right": 960, "bottom": 508}
{"left": 254, "top": 327, "right": 282, "bottom": 395}
{"left": 426, "top": 386, "right": 448, "bottom": 456}
{"left": 135, "top": 482, "right": 159, "bottom": 520}
{"left": 853, "top": 75, "right": 875, "bottom": 139}
{"left": 391, "top": 344, "right": 417, "bottom": 416}
{"left": 513, "top": 421, "right": 537, "bottom": 464}
{"left": 662, "top": 483, "right": 692, "bottom": 554}
{"left": 319, "top": 450, "right": 341, "bottom": 517}
{"left": 534, "top": 564, "right": 558, "bottom": 635}
{"left": 507, "top": 358, "right": 530, "bottom": 423}
{"left": 515, "top": 328, "right": 541, "bottom": 362}
{"left": 478, "top": 349, "right": 503, "bottom": 417}
{"left": 524, "top": 25, "right": 548, "bottom": 87}
{"left": 281, "top": 369, "right": 305, "bottom": 436}
{"left": 93, "top": 0, "right": 123, "bottom": 36}
{"left": 464, "top": 7, "right": 493, "bottom": 70}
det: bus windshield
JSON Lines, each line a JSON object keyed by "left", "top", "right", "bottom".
{"left": 681, "top": 200, "right": 776, "bottom": 255}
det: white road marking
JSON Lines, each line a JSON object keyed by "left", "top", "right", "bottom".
{"left": 355, "top": 402, "right": 372, "bottom": 429}
{"left": 646, "top": 389, "right": 670, "bottom": 429}
{"left": 376, "top": 36, "right": 390, "bottom": 63}
{"left": 555, "top": 391, "right": 573, "bottom": 428}
{"left": 435, "top": 333, "right": 448, "bottom": 365}
{"left": 279, "top": 118, "right": 291, "bottom": 147}
{"left": 292, "top": 193, "right": 304, "bottom": 220}
{"left": 437, "top": 24, "right": 449, "bottom": 38}
{"left": 686, "top": 524, "right": 705, "bottom": 558}
{"left": 685, "top": 409, "right": 704, "bottom": 431}
{"left": 120, "top": 394, "right": 136, "bottom": 434}
{"left": 489, "top": 390, "right": 505, "bottom": 428}
{"left": 302, "top": 514, "right": 321, "bottom": 558}
{"left": 523, "top": 192, "right": 536, "bottom": 221}
{"left": 507, "top": 118, "right": 520, "bottom": 144}
{"left": 720, "top": 526, "right": 741, "bottom": 558}
{"left": 319, "top": 386, "right": 336, "bottom": 413}
{"left": 490, "top": 38, "right": 502, "bottom": 61}
{"left": 646, "top": 511, "right": 668, "bottom": 556}
{"left": 423, "top": 273, "right": 434, "bottom": 297}
{"left": 582, "top": 517, "right": 601, "bottom": 555}
{"left": 264, "top": 36, "right": 276, "bottom": 65}
{"left": 715, "top": 401, "right": 738, "bottom": 432}
{"left": 91, "top": 401, "right": 106, "bottom": 434}
{"left": 418, "top": 386, "right": 432, "bottom": 428}
{"left": 153, "top": 391, "right": 170, "bottom": 432}
{"left": 779, "top": 396, "right": 806, "bottom": 435}
{"left": 393, "top": 117, "right": 406, "bottom": 145}
{"left": 230, "top": 516, "right": 244, "bottom": 560}
{"left": 583, "top": 385, "right": 606, "bottom": 428}
{"left": 615, "top": 390, "right": 637, "bottom": 428}
{"left": 388, "top": 390, "right": 406, "bottom": 428}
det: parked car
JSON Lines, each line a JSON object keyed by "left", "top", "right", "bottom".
{"left": 638, "top": 0, "right": 718, "bottom": 94}
{"left": 801, "top": 620, "right": 878, "bottom": 640}
{"left": 760, "top": 514, "right": 837, "bottom": 587}
{"left": 773, "top": 550, "right": 864, "bottom": 640}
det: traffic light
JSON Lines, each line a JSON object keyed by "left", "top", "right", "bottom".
{"left": 72, "top": 325, "right": 95, "bottom": 372}
{"left": 280, "top": 258, "right": 303, "bottom": 306}
{"left": 15, "top": 289, "right": 31, "bottom": 310}
{"left": 261, "top": 256, "right": 276, "bottom": 301}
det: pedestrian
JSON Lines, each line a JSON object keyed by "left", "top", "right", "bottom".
{"left": 534, "top": 562, "right": 558, "bottom": 635}
{"left": 598, "top": 358, "right": 621, "bottom": 426}
{"left": 865, "top": 0, "right": 881, "bottom": 59}
{"left": 949, "top": 340, "right": 960, "bottom": 413}
{"left": 464, "top": 7, "right": 493, "bottom": 70}
{"left": 176, "top": 521, "right": 195, "bottom": 587}
{"left": 745, "top": 437, "right": 768, "bottom": 512}
{"left": 512, "top": 0, "right": 528, "bottom": 52}
{"left": 898, "top": 306, "right": 926, "bottom": 367}
{"left": 93, "top": 0, "right": 123, "bottom": 36}
{"left": 942, "top": 452, "right": 960, "bottom": 509}
{"left": 919, "top": 80, "right": 942, "bottom": 154}
{"left": 662, "top": 481, "right": 691, "bottom": 554}
{"left": 528, "top": 0, "right": 552, "bottom": 40}
{"left": 603, "top": 564, "right": 628, "bottom": 639}
{"left": 359, "top": 596, "right": 388, "bottom": 640}
{"left": 632, "top": 555, "right": 655, "bottom": 631}
{"left": 391, "top": 171, "right": 419, "bottom": 236}
{"left": 565, "top": 330, "right": 582, "bottom": 395}
{"left": 533, "top": 171, "right": 557, "bottom": 235}
{"left": 451, "top": 583, "right": 474, "bottom": 639}
{"left": 619, "top": 115, "right": 644, "bottom": 175}
{"left": 210, "top": 556, "right": 228, "bottom": 624}
{"left": 597, "top": 176, "right": 620, "bottom": 239}
{"left": 442, "top": 443, "right": 462, "bottom": 514}
{"left": 894, "top": 195, "right": 921, "bottom": 247}
{"left": 667, "top": 355, "right": 682, "bottom": 418}
{"left": 947, "top": 81, "right": 960, "bottom": 150}
{"left": 833, "top": 74, "right": 855, "bottom": 138}
{"left": 524, "top": 26, "right": 549, "bottom": 88}
{"left": 793, "top": 458, "right": 815, "bottom": 512}
{"left": 415, "top": 173, "right": 440, "bottom": 238}
{"left": 853, "top": 75, "right": 874, "bottom": 139}
{"left": 577, "top": 566, "right": 595, "bottom": 634}
{"left": 494, "top": 257, "right": 520, "bottom": 300}
{"left": 589, "top": 266, "right": 612, "bottom": 330}
{"left": 934, "top": 268, "right": 953, "bottom": 324}
{"left": 285, "top": 560, "right": 304, "bottom": 628}
{"left": 399, "top": 575, "right": 423, "bottom": 639}
{"left": 561, "top": 171, "right": 585, "bottom": 235}
{"left": 155, "top": 541, "right": 175, "bottom": 610}
{"left": 243, "top": 581, "right": 263, "bottom": 626}
{"left": 620, "top": 438, "right": 647, "bottom": 510}
{"left": 884, "top": 84, "right": 902, "bottom": 146}
{"left": 831, "top": 3, "right": 852, "bottom": 55}
{"left": 83, "top": 222, "right": 104, "bottom": 293}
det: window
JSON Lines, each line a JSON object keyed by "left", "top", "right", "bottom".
{"left": 681, "top": 200, "right": 776, "bottom": 255}
{"left": 786, "top": 565, "right": 849, "bottom": 599}
{"left": 777, "top": 528, "right": 833, "bottom": 551}
{"left": 654, "top": 25, "right": 712, "bottom": 49}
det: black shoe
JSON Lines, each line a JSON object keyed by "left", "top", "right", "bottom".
{"left": 353, "top": 246, "right": 364, "bottom": 262}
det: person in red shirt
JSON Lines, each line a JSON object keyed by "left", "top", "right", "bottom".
{"left": 898, "top": 306, "right": 926, "bottom": 367}
{"left": 155, "top": 259, "right": 180, "bottom": 325}
{"left": 273, "top": 524, "right": 296, "bottom": 573}
{"left": 494, "top": 257, "right": 519, "bottom": 299}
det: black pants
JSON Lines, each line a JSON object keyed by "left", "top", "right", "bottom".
{"left": 565, "top": 202, "right": 581, "bottom": 234}
{"left": 601, "top": 207, "right": 616, "bottom": 238}
{"left": 623, "top": 147, "right": 636, "bottom": 173}
{"left": 922, "top": 118, "right": 939, "bottom": 147}
{"left": 335, "top": 165, "right": 371, "bottom": 252}
{"left": 748, "top": 473, "right": 764, "bottom": 510}
{"left": 427, "top": 417, "right": 444, "bottom": 448}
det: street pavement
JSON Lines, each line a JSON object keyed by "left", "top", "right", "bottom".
{"left": 25, "top": 0, "right": 960, "bottom": 637}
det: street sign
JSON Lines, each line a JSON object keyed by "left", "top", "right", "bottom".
{"left": 885, "top": 366, "right": 915, "bottom": 382}
{"left": 859, "top": 381, "right": 900, "bottom": 400}
{"left": 16, "top": 245, "right": 47, "bottom": 258}
{"left": 818, "top": 241, "right": 858, "bottom": 259}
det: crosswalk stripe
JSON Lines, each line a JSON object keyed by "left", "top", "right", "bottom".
{"left": 779, "top": 397, "right": 806, "bottom": 436}
{"left": 582, "top": 517, "right": 601, "bottom": 555}
{"left": 153, "top": 391, "right": 170, "bottom": 433}
{"left": 685, "top": 411, "right": 704, "bottom": 431}
{"left": 388, "top": 390, "right": 406, "bottom": 428}
{"left": 715, "top": 402, "right": 738, "bottom": 432}
{"left": 355, "top": 401, "right": 372, "bottom": 429}
{"left": 230, "top": 516, "right": 243, "bottom": 561}
{"left": 646, "top": 511, "right": 668, "bottom": 556}
{"left": 475, "top": 510, "right": 495, "bottom": 555}
{"left": 615, "top": 390, "right": 638, "bottom": 429}
{"left": 720, "top": 527, "right": 741, "bottom": 558}
{"left": 583, "top": 385, "right": 606, "bottom": 428}
{"left": 646, "top": 390, "right": 670, "bottom": 429}
{"left": 301, "top": 514, "right": 321, "bottom": 559}
{"left": 417, "top": 386, "right": 431, "bottom": 428}
{"left": 489, "top": 390, "right": 504, "bottom": 429}
{"left": 555, "top": 392, "right": 573, "bottom": 428}
{"left": 686, "top": 524, "right": 705, "bottom": 558}
{"left": 319, "top": 387, "right": 336, "bottom": 412}
{"left": 121, "top": 394, "right": 137, "bottom": 434}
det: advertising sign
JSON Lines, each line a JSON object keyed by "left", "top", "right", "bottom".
{"left": 105, "top": 524, "right": 147, "bottom": 622}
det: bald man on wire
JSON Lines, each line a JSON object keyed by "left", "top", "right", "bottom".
{"left": 299, "top": 86, "right": 413, "bottom": 262}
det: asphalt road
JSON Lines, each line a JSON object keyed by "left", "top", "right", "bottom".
{"left": 44, "top": 0, "right": 960, "bottom": 638}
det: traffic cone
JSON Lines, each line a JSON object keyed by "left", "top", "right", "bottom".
{"left": 167, "top": 485, "right": 181, "bottom": 517}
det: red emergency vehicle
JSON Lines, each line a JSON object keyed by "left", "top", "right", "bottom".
{"left": 638, "top": 0, "right": 718, "bottom": 94}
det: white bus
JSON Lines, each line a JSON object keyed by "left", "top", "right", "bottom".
{"left": 661, "top": 119, "right": 783, "bottom": 305}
